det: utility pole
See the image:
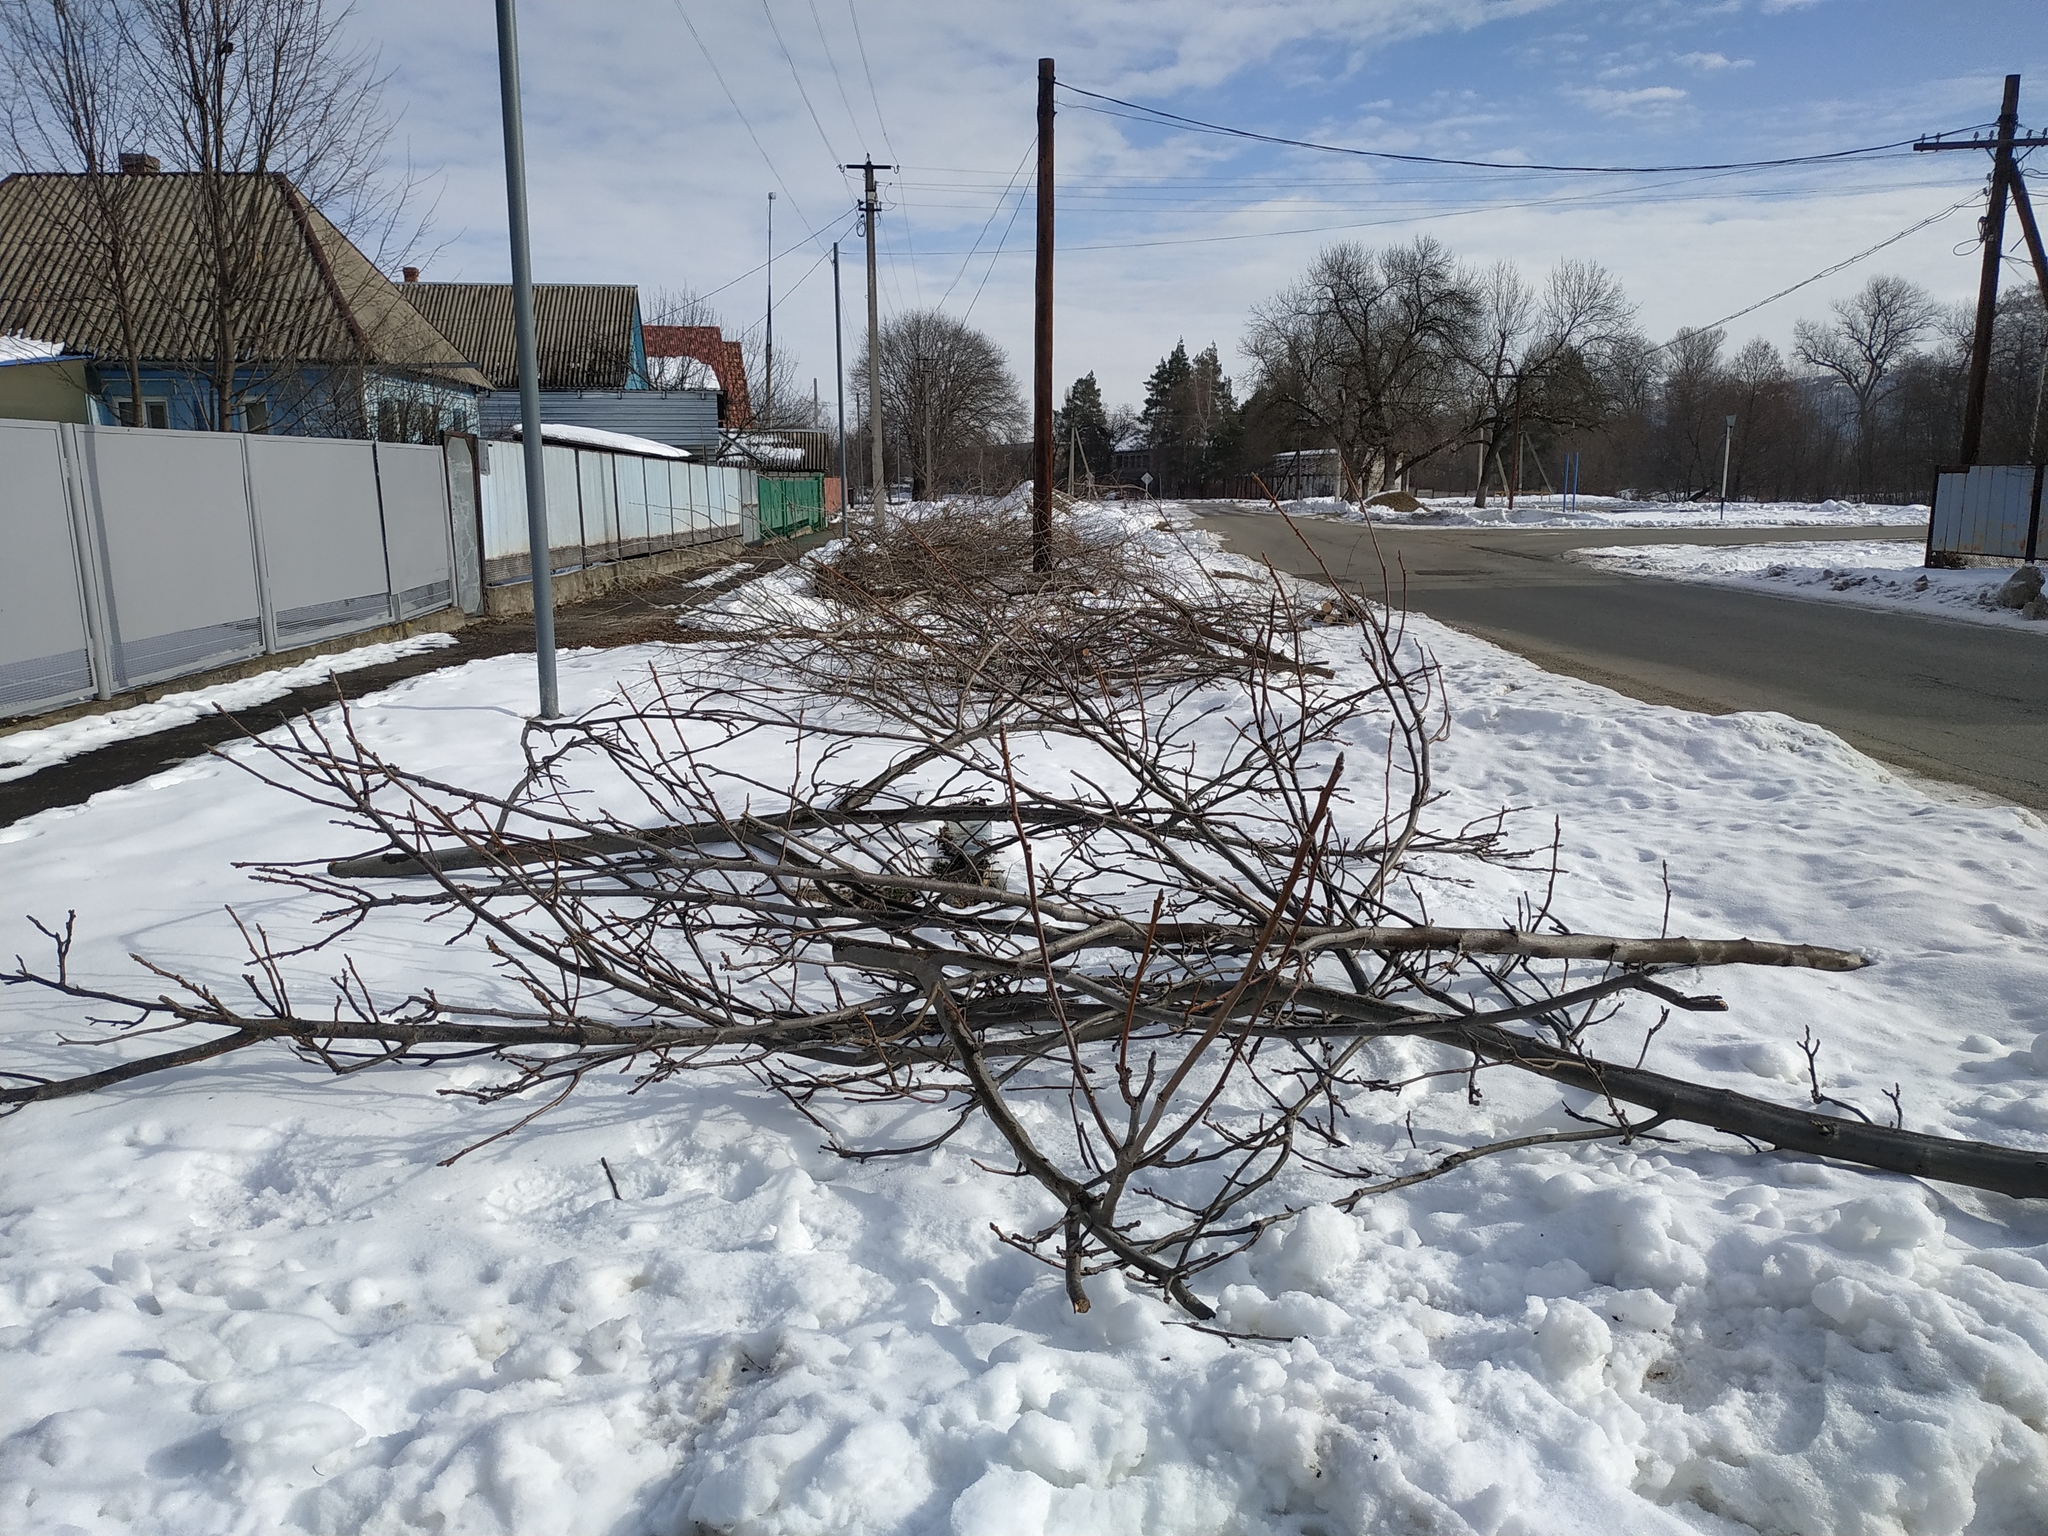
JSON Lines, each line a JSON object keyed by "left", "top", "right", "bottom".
{"left": 493, "top": 0, "right": 557, "bottom": 719}
{"left": 1914, "top": 74, "right": 2048, "bottom": 463}
{"left": 1719, "top": 414, "right": 1736, "bottom": 522}
{"left": 764, "top": 191, "right": 775, "bottom": 432}
{"left": 1032, "top": 56, "right": 1055, "bottom": 571}
{"left": 832, "top": 240, "right": 847, "bottom": 536}
{"left": 843, "top": 158, "right": 893, "bottom": 517}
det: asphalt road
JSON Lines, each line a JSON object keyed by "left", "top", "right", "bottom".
{"left": 1192, "top": 509, "right": 2048, "bottom": 811}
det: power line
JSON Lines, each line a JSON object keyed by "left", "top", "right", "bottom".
{"left": 939, "top": 135, "right": 1034, "bottom": 309}
{"left": 671, "top": 0, "right": 826, "bottom": 248}
{"left": 760, "top": 0, "right": 839, "bottom": 164}
{"left": 806, "top": 0, "right": 867, "bottom": 155}
{"left": 1653, "top": 194, "right": 1980, "bottom": 347}
{"left": 695, "top": 204, "right": 860, "bottom": 303}
{"left": 963, "top": 167, "right": 1032, "bottom": 323}
{"left": 843, "top": 0, "right": 921, "bottom": 306}
{"left": 1056, "top": 79, "right": 1933, "bottom": 175}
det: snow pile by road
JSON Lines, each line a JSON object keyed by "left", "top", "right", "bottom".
{"left": 1232, "top": 495, "right": 1928, "bottom": 531}
{"left": 2, "top": 505, "right": 2045, "bottom": 1536}
{"left": 0, "top": 633, "right": 460, "bottom": 784}
{"left": 1567, "top": 541, "right": 2046, "bottom": 630}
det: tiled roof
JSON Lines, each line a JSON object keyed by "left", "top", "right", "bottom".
{"left": 398, "top": 282, "right": 643, "bottom": 391}
{"left": 0, "top": 172, "right": 486, "bottom": 386}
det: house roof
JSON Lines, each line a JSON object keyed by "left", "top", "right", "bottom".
{"left": 643, "top": 324, "right": 752, "bottom": 427}
{"left": 0, "top": 172, "right": 486, "bottom": 387}
{"left": 398, "top": 282, "right": 644, "bottom": 392}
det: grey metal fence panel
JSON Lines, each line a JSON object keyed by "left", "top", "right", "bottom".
{"left": 374, "top": 442, "right": 457, "bottom": 619}
{"left": 1930, "top": 465, "right": 2039, "bottom": 558}
{"left": 444, "top": 435, "right": 485, "bottom": 614}
{"left": 245, "top": 435, "right": 392, "bottom": 647}
{"left": 577, "top": 449, "right": 620, "bottom": 560}
{"left": 617, "top": 454, "right": 652, "bottom": 552}
{"left": 0, "top": 419, "right": 97, "bottom": 716}
{"left": 542, "top": 444, "right": 583, "bottom": 568}
{"left": 77, "top": 423, "right": 263, "bottom": 689}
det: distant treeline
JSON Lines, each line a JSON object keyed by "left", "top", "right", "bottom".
{"left": 1078, "top": 238, "right": 2045, "bottom": 504}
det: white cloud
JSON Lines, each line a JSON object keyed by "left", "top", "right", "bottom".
{"left": 1567, "top": 84, "right": 1691, "bottom": 115}
{"left": 1676, "top": 51, "right": 1755, "bottom": 72}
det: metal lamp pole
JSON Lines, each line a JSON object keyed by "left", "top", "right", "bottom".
{"left": 494, "top": 0, "right": 557, "bottom": 719}
{"left": 1719, "top": 414, "right": 1735, "bottom": 523}
{"left": 833, "top": 241, "right": 846, "bottom": 537}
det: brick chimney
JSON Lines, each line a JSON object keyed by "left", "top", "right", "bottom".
{"left": 118, "top": 152, "right": 160, "bottom": 175}
{"left": 402, "top": 267, "right": 420, "bottom": 283}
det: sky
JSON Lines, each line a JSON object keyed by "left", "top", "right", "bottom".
{"left": 347, "top": 0, "right": 2046, "bottom": 415}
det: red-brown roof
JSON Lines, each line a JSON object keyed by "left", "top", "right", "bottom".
{"left": 644, "top": 324, "right": 750, "bottom": 427}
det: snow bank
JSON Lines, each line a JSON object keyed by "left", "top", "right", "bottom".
{"left": 0, "top": 633, "right": 459, "bottom": 783}
{"left": 1566, "top": 542, "right": 2047, "bottom": 630}
{"left": 1223, "top": 495, "right": 1929, "bottom": 531}
{"left": 504, "top": 422, "right": 692, "bottom": 459}
{"left": 2, "top": 505, "right": 2044, "bottom": 1535}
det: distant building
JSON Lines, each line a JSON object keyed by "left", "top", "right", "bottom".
{"left": 398, "top": 279, "right": 719, "bottom": 451}
{"left": 1268, "top": 449, "right": 1341, "bottom": 499}
{"left": 643, "top": 324, "right": 752, "bottom": 429}
{"left": 0, "top": 167, "right": 487, "bottom": 437}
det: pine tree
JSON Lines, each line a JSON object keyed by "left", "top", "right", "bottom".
{"left": 1055, "top": 372, "right": 1115, "bottom": 484}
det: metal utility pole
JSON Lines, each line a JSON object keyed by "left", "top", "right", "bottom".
{"left": 1719, "top": 414, "right": 1736, "bottom": 522}
{"left": 764, "top": 191, "right": 775, "bottom": 431}
{"left": 843, "top": 158, "right": 893, "bottom": 516}
{"left": 1032, "top": 57, "right": 1055, "bottom": 571}
{"left": 832, "top": 240, "right": 847, "bottom": 536}
{"left": 493, "top": 0, "right": 557, "bottom": 719}
{"left": 1914, "top": 74, "right": 2048, "bottom": 463}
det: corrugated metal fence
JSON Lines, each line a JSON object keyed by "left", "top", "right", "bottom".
{"left": 1928, "top": 464, "right": 2044, "bottom": 561}
{"left": 467, "top": 437, "right": 755, "bottom": 584}
{"left": 1, "top": 417, "right": 456, "bottom": 719}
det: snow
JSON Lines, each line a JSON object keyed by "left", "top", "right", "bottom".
{"left": 0, "top": 633, "right": 458, "bottom": 783}
{"left": 1566, "top": 542, "right": 2048, "bottom": 631}
{"left": 0, "top": 332, "right": 71, "bottom": 364}
{"left": 3, "top": 504, "right": 2045, "bottom": 1536}
{"left": 1232, "top": 495, "right": 1930, "bottom": 531}
{"left": 503, "top": 422, "right": 692, "bottom": 459}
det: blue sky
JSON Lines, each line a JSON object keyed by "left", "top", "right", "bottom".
{"left": 348, "top": 0, "right": 2045, "bottom": 412}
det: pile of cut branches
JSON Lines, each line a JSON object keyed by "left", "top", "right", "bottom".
{"left": 5, "top": 502, "right": 2040, "bottom": 1319}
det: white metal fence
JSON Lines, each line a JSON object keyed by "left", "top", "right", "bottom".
{"left": 1, "top": 420, "right": 762, "bottom": 722}
{"left": 469, "top": 438, "right": 753, "bottom": 584}
{"left": 1, "top": 418, "right": 457, "bottom": 719}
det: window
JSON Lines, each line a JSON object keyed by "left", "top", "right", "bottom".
{"left": 241, "top": 399, "right": 270, "bottom": 435}
{"left": 116, "top": 397, "right": 169, "bottom": 429}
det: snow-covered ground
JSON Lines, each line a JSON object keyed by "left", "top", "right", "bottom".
{"left": 3, "top": 506, "right": 2045, "bottom": 1536}
{"left": 0, "top": 633, "right": 460, "bottom": 784}
{"left": 1566, "top": 542, "right": 2047, "bottom": 631}
{"left": 1233, "top": 494, "right": 1929, "bottom": 531}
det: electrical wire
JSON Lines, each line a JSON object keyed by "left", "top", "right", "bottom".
{"left": 807, "top": 0, "right": 867, "bottom": 155}
{"left": 694, "top": 205, "right": 860, "bottom": 303}
{"left": 963, "top": 169, "right": 1032, "bottom": 323}
{"left": 938, "top": 136, "right": 1034, "bottom": 310}
{"left": 672, "top": 0, "right": 828, "bottom": 250}
{"left": 760, "top": 0, "right": 839, "bottom": 165}
{"left": 1056, "top": 79, "right": 1934, "bottom": 175}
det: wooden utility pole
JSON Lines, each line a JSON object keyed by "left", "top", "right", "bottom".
{"left": 1914, "top": 74, "right": 2048, "bottom": 463}
{"left": 843, "top": 158, "right": 894, "bottom": 516}
{"left": 764, "top": 191, "right": 775, "bottom": 430}
{"left": 1033, "top": 57, "right": 1055, "bottom": 570}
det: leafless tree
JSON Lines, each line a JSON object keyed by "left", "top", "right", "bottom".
{"left": 1244, "top": 238, "right": 1477, "bottom": 497}
{"left": 853, "top": 309, "right": 1024, "bottom": 496}
{"left": 2, "top": 0, "right": 156, "bottom": 421}
{"left": 1793, "top": 274, "right": 1937, "bottom": 491}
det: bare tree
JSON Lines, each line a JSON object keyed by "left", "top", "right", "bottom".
{"left": 1792, "top": 275, "right": 1936, "bottom": 492}
{"left": 854, "top": 309, "right": 1024, "bottom": 497}
{"left": 1, "top": 0, "right": 155, "bottom": 421}
{"left": 115, "top": 0, "right": 429, "bottom": 431}
{"left": 1244, "top": 238, "right": 1476, "bottom": 497}
{"left": 1462, "top": 258, "right": 1639, "bottom": 507}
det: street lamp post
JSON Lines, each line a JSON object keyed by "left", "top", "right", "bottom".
{"left": 1719, "top": 414, "right": 1736, "bottom": 523}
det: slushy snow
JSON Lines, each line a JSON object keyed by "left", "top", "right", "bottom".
{"left": 2, "top": 504, "right": 2044, "bottom": 1536}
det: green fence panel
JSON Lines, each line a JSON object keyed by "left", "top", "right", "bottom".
{"left": 757, "top": 474, "right": 826, "bottom": 540}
